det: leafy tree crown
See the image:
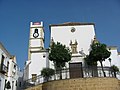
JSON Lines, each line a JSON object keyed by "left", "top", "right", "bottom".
{"left": 41, "top": 68, "right": 55, "bottom": 78}
{"left": 49, "top": 42, "right": 71, "bottom": 68}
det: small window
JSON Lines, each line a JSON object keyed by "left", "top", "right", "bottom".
{"left": 19, "top": 82, "right": 21, "bottom": 87}
{"left": 7, "top": 61, "right": 9, "bottom": 70}
{"left": 1, "top": 55, "right": 5, "bottom": 64}
{"left": 4, "top": 79, "right": 7, "bottom": 90}
{"left": 32, "top": 74, "right": 37, "bottom": 82}
{"left": 12, "top": 81, "right": 14, "bottom": 90}
{"left": 16, "top": 80, "right": 17, "bottom": 86}
{"left": 14, "top": 65, "right": 16, "bottom": 70}
{"left": 0, "top": 78, "right": 1, "bottom": 89}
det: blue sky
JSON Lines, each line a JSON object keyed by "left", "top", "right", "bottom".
{"left": 0, "top": 0, "right": 120, "bottom": 69}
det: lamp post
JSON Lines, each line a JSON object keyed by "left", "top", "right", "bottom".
{"left": 108, "top": 58, "right": 112, "bottom": 77}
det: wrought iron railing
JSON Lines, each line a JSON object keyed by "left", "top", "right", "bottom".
{"left": 0, "top": 64, "right": 8, "bottom": 73}
{"left": 23, "top": 66, "right": 120, "bottom": 89}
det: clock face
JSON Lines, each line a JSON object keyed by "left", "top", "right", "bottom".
{"left": 33, "top": 28, "right": 39, "bottom": 38}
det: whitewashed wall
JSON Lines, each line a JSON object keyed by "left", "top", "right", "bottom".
{"left": 50, "top": 25, "right": 95, "bottom": 68}
{"left": 109, "top": 49, "right": 120, "bottom": 68}
{"left": 50, "top": 25, "right": 95, "bottom": 55}
{"left": 27, "top": 21, "right": 50, "bottom": 79}
{"left": 0, "top": 74, "right": 6, "bottom": 90}
{"left": 28, "top": 51, "right": 49, "bottom": 79}
{"left": 0, "top": 47, "right": 10, "bottom": 90}
{"left": 7, "top": 59, "right": 18, "bottom": 90}
{"left": 0, "top": 43, "right": 22, "bottom": 90}
{"left": 98, "top": 48, "right": 120, "bottom": 68}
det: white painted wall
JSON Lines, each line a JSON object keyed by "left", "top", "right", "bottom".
{"left": 118, "top": 54, "right": 120, "bottom": 66}
{"left": 30, "top": 22, "right": 44, "bottom": 49}
{"left": 0, "top": 43, "right": 22, "bottom": 90}
{"left": 30, "top": 27, "right": 44, "bottom": 48}
{"left": 7, "top": 57, "right": 23, "bottom": 90}
{"left": 0, "top": 47, "right": 10, "bottom": 90}
{"left": 27, "top": 21, "right": 50, "bottom": 79}
{"left": 71, "top": 55, "right": 84, "bottom": 65}
{"left": 98, "top": 48, "right": 120, "bottom": 68}
{"left": 29, "top": 51, "right": 49, "bottom": 79}
{"left": 0, "top": 74, "right": 6, "bottom": 90}
{"left": 50, "top": 25, "right": 120, "bottom": 70}
{"left": 50, "top": 25, "right": 95, "bottom": 55}
{"left": 50, "top": 25, "right": 95, "bottom": 68}
{"left": 110, "top": 49, "right": 120, "bottom": 68}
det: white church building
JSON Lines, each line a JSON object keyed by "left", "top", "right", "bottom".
{"left": 50, "top": 22, "right": 95, "bottom": 66}
{"left": 24, "top": 21, "right": 120, "bottom": 81}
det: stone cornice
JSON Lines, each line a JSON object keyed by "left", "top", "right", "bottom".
{"left": 49, "top": 22, "right": 95, "bottom": 27}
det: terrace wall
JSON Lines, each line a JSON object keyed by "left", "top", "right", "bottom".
{"left": 25, "top": 77, "right": 120, "bottom": 90}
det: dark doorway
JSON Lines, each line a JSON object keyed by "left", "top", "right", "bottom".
{"left": 69, "top": 62, "right": 83, "bottom": 78}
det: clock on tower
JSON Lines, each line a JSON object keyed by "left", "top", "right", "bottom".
{"left": 24, "top": 21, "right": 49, "bottom": 80}
{"left": 33, "top": 28, "right": 39, "bottom": 38}
{"left": 29, "top": 22, "right": 44, "bottom": 52}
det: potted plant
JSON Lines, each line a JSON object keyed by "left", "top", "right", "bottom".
{"left": 111, "top": 65, "right": 119, "bottom": 78}
{"left": 41, "top": 68, "right": 55, "bottom": 82}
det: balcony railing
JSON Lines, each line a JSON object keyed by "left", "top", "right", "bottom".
{"left": 0, "top": 64, "right": 8, "bottom": 73}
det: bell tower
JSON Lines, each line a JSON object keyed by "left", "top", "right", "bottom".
{"left": 24, "top": 21, "right": 49, "bottom": 80}
{"left": 28, "top": 22, "right": 44, "bottom": 59}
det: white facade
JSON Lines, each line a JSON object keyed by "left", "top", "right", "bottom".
{"left": 109, "top": 47, "right": 120, "bottom": 69}
{"left": 24, "top": 21, "right": 120, "bottom": 80}
{"left": 50, "top": 22, "right": 95, "bottom": 66}
{"left": 101, "top": 46, "right": 120, "bottom": 68}
{"left": 7, "top": 56, "right": 23, "bottom": 90}
{"left": 50, "top": 22, "right": 120, "bottom": 77}
{"left": 118, "top": 52, "right": 120, "bottom": 64}
{"left": 0, "top": 42, "right": 11, "bottom": 90}
{"left": 24, "top": 21, "right": 49, "bottom": 80}
{"left": 0, "top": 74, "right": 6, "bottom": 90}
{"left": 0, "top": 42, "right": 22, "bottom": 90}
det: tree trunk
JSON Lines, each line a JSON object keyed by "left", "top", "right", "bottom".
{"left": 60, "top": 70, "right": 62, "bottom": 79}
{"left": 91, "top": 66, "right": 94, "bottom": 77}
{"left": 99, "top": 61, "right": 106, "bottom": 77}
{"left": 92, "top": 65, "right": 98, "bottom": 77}
{"left": 114, "top": 71, "right": 116, "bottom": 78}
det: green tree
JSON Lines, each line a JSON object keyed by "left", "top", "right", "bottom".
{"left": 84, "top": 55, "right": 98, "bottom": 77}
{"left": 84, "top": 55, "right": 97, "bottom": 67}
{"left": 88, "top": 42, "right": 111, "bottom": 77}
{"left": 41, "top": 68, "right": 55, "bottom": 81}
{"left": 49, "top": 42, "right": 71, "bottom": 79}
{"left": 111, "top": 65, "right": 119, "bottom": 78}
